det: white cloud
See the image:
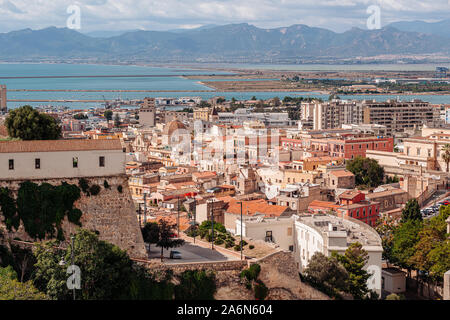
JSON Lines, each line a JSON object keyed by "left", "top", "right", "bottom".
{"left": 0, "top": 0, "right": 449, "bottom": 33}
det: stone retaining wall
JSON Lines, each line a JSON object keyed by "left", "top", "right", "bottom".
{"left": 0, "top": 175, "right": 147, "bottom": 259}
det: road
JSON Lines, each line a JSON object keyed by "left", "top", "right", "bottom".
{"left": 421, "top": 191, "right": 449, "bottom": 219}
{"left": 147, "top": 242, "right": 238, "bottom": 264}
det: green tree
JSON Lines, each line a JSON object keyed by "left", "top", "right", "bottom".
{"left": 114, "top": 113, "right": 121, "bottom": 127}
{"left": 375, "top": 216, "right": 397, "bottom": 265}
{"left": 409, "top": 206, "right": 450, "bottom": 281}
{"left": 305, "top": 252, "right": 349, "bottom": 295}
{"left": 346, "top": 156, "right": 385, "bottom": 188}
{"left": 5, "top": 105, "right": 61, "bottom": 140}
{"left": 156, "top": 220, "right": 185, "bottom": 261}
{"left": 401, "top": 199, "right": 422, "bottom": 223}
{"left": 128, "top": 265, "right": 174, "bottom": 300}
{"left": 141, "top": 222, "right": 160, "bottom": 252}
{"left": 73, "top": 113, "right": 88, "bottom": 120}
{"left": 391, "top": 219, "right": 422, "bottom": 277}
{"left": 0, "top": 266, "right": 47, "bottom": 300}
{"left": 333, "top": 242, "right": 371, "bottom": 300}
{"left": 33, "top": 229, "right": 133, "bottom": 300}
{"left": 174, "top": 270, "right": 216, "bottom": 300}
{"left": 104, "top": 110, "right": 113, "bottom": 122}
{"left": 441, "top": 144, "right": 450, "bottom": 172}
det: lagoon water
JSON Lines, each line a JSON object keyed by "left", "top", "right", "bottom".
{"left": 1, "top": 63, "right": 450, "bottom": 109}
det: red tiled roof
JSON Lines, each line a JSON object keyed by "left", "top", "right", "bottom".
{"left": 308, "top": 200, "right": 340, "bottom": 210}
{"left": 225, "top": 199, "right": 289, "bottom": 217}
{"left": 330, "top": 170, "right": 355, "bottom": 178}
{"left": 0, "top": 139, "right": 122, "bottom": 153}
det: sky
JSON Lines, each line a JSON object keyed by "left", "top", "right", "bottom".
{"left": 0, "top": 0, "right": 449, "bottom": 33}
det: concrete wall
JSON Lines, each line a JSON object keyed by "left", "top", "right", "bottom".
{"left": 238, "top": 218, "right": 294, "bottom": 251}
{"left": 382, "top": 270, "right": 406, "bottom": 293}
{"left": 1, "top": 149, "right": 125, "bottom": 180}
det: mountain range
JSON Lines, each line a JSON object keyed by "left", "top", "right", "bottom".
{"left": 1, "top": 22, "right": 450, "bottom": 63}
{"left": 387, "top": 19, "right": 450, "bottom": 39}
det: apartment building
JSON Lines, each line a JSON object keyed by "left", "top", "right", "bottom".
{"left": 309, "top": 99, "right": 441, "bottom": 135}
{"left": 218, "top": 109, "right": 295, "bottom": 127}
{"left": 362, "top": 99, "right": 441, "bottom": 135}
{"left": 308, "top": 136, "right": 394, "bottom": 159}
{"left": 312, "top": 100, "right": 364, "bottom": 130}
{"left": 308, "top": 190, "right": 381, "bottom": 227}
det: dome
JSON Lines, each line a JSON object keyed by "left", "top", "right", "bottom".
{"left": 163, "top": 120, "right": 186, "bottom": 136}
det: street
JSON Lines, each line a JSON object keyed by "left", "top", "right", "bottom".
{"left": 146, "top": 242, "right": 239, "bottom": 264}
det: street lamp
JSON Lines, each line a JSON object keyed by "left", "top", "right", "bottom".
{"left": 237, "top": 201, "right": 243, "bottom": 260}
{"left": 70, "top": 235, "right": 75, "bottom": 301}
{"left": 177, "top": 196, "right": 180, "bottom": 238}
{"left": 143, "top": 192, "right": 147, "bottom": 225}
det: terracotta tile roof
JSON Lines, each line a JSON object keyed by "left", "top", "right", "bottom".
{"left": 330, "top": 170, "right": 355, "bottom": 178}
{"left": 339, "top": 190, "right": 363, "bottom": 200}
{"left": 0, "top": 139, "right": 123, "bottom": 153}
{"left": 193, "top": 171, "right": 217, "bottom": 179}
{"left": 225, "top": 199, "right": 289, "bottom": 217}
{"left": 308, "top": 200, "right": 340, "bottom": 210}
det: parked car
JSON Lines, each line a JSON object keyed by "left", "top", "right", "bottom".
{"left": 169, "top": 250, "right": 182, "bottom": 259}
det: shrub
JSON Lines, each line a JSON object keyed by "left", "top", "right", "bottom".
{"left": 386, "top": 293, "right": 403, "bottom": 300}
{"left": 174, "top": 270, "right": 216, "bottom": 300}
{"left": 214, "top": 239, "right": 224, "bottom": 245}
{"left": 103, "top": 180, "right": 110, "bottom": 189}
{"left": 247, "top": 264, "right": 261, "bottom": 280}
{"left": 249, "top": 245, "right": 255, "bottom": 250}
{"left": 78, "top": 178, "right": 90, "bottom": 194}
{"left": 234, "top": 245, "right": 240, "bottom": 251}
{"left": 89, "top": 184, "right": 101, "bottom": 196}
{"left": 117, "top": 185, "right": 123, "bottom": 193}
{"left": 254, "top": 280, "right": 268, "bottom": 300}
{"left": 225, "top": 241, "right": 233, "bottom": 248}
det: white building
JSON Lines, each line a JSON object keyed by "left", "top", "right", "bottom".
{"left": 293, "top": 214, "right": 382, "bottom": 296}
{"left": 236, "top": 215, "right": 294, "bottom": 251}
{"left": 0, "top": 139, "right": 126, "bottom": 180}
{"left": 237, "top": 213, "right": 383, "bottom": 297}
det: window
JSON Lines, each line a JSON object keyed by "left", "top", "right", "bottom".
{"left": 99, "top": 156, "right": 105, "bottom": 167}
{"left": 9, "top": 159, "right": 14, "bottom": 170}
{"left": 287, "top": 227, "right": 292, "bottom": 236}
{"left": 73, "top": 157, "right": 78, "bottom": 168}
{"left": 35, "top": 158, "right": 40, "bottom": 169}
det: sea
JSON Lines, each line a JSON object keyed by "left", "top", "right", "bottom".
{"left": 1, "top": 63, "right": 450, "bottom": 109}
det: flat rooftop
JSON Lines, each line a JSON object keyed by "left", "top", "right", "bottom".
{"left": 294, "top": 214, "right": 381, "bottom": 247}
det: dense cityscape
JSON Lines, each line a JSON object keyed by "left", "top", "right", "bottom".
{"left": 0, "top": 1, "right": 450, "bottom": 311}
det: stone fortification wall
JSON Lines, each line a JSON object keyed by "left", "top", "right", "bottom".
{"left": 0, "top": 175, "right": 146, "bottom": 259}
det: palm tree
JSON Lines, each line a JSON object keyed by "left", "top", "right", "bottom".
{"left": 441, "top": 144, "right": 450, "bottom": 172}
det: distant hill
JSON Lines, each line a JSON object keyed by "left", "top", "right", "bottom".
{"left": 83, "top": 30, "right": 142, "bottom": 38}
{"left": 0, "top": 23, "right": 449, "bottom": 63}
{"left": 387, "top": 19, "right": 450, "bottom": 39}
